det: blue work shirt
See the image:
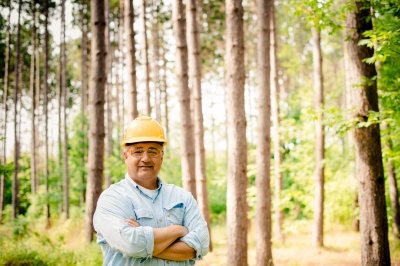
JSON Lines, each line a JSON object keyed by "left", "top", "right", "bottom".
{"left": 93, "top": 174, "right": 210, "bottom": 265}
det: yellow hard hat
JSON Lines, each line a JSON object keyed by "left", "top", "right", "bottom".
{"left": 122, "top": 116, "right": 167, "bottom": 147}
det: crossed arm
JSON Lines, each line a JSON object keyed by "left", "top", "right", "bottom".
{"left": 127, "top": 218, "right": 195, "bottom": 261}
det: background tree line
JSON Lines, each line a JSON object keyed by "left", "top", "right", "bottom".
{"left": 0, "top": 0, "right": 399, "bottom": 265}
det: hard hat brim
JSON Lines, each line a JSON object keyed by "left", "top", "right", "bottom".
{"left": 122, "top": 137, "right": 167, "bottom": 146}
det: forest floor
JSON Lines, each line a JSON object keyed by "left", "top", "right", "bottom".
{"left": 197, "top": 221, "right": 400, "bottom": 266}
{"left": 1, "top": 217, "right": 400, "bottom": 265}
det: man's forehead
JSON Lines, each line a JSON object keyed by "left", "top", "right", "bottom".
{"left": 130, "top": 142, "right": 163, "bottom": 149}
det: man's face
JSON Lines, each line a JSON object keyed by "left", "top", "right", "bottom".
{"left": 123, "top": 142, "right": 164, "bottom": 185}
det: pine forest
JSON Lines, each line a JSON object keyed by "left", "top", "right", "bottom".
{"left": 0, "top": 0, "right": 400, "bottom": 265}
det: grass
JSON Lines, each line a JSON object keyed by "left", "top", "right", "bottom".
{"left": 1, "top": 217, "right": 400, "bottom": 265}
{"left": 198, "top": 220, "right": 400, "bottom": 266}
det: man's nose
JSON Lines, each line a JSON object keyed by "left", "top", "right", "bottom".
{"left": 140, "top": 151, "right": 152, "bottom": 161}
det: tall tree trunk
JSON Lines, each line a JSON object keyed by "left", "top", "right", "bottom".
{"left": 270, "top": 0, "right": 284, "bottom": 242}
{"left": 30, "top": 3, "right": 38, "bottom": 195}
{"left": 58, "top": 11, "right": 63, "bottom": 213}
{"left": 160, "top": 44, "right": 169, "bottom": 142}
{"left": 61, "top": 0, "right": 70, "bottom": 219}
{"left": 12, "top": 0, "right": 23, "bottom": 221}
{"left": 312, "top": 27, "right": 325, "bottom": 248}
{"left": 172, "top": 0, "right": 197, "bottom": 198}
{"left": 255, "top": 0, "right": 273, "bottom": 265}
{"left": 44, "top": 1, "right": 51, "bottom": 228}
{"left": 116, "top": 4, "right": 123, "bottom": 142}
{"left": 1, "top": 0, "right": 12, "bottom": 224}
{"left": 105, "top": 0, "right": 112, "bottom": 188}
{"left": 186, "top": 0, "right": 212, "bottom": 251}
{"left": 85, "top": 0, "right": 106, "bottom": 242}
{"left": 345, "top": 1, "right": 390, "bottom": 264}
{"left": 80, "top": 0, "right": 89, "bottom": 206}
{"left": 225, "top": 0, "right": 248, "bottom": 265}
{"left": 343, "top": 29, "right": 359, "bottom": 232}
{"left": 141, "top": 0, "right": 151, "bottom": 115}
{"left": 151, "top": 0, "right": 161, "bottom": 122}
{"left": 81, "top": 0, "right": 89, "bottom": 113}
{"left": 124, "top": 0, "right": 138, "bottom": 119}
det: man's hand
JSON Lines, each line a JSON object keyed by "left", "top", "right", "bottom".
{"left": 126, "top": 218, "right": 140, "bottom": 227}
{"left": 126, "top": 218, "right": 191, "bottom": 257}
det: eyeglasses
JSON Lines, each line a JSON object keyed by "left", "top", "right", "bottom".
{"left": 128, "top": 148, "right": 162, "bottom": 158}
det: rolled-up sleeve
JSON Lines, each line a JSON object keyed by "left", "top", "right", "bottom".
{"left": 180, "top": 195, "right": 210, "bottom": 260}
{"left": 94, "top": 192, "right": 154, "bottom": 259}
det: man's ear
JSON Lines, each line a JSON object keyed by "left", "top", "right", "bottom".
{"left": 122, "top": 150, "right": 128, "bottom": 160}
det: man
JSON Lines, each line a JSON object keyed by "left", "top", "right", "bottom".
{"left": 93, "top": 116, "right": 209, "bottom": 265}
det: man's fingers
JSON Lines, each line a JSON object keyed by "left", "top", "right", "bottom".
{"left": 126, "top": 218, "right": 140, "bottom": 227}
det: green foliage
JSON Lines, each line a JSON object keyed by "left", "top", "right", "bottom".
{"left": 12, "top": 215, "right": 29, "bottom": 240}
{"left": 69, "top": 113, "right": 89, "bottom": 206}
{"left": 295, "top": 0, "right": 341, "bottom": 33}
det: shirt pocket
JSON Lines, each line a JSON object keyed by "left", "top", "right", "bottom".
{"left": 134, "top": 208, "right": 154, "bottom": 227}
{"left": 164, "top": 202, "right": 185, "bottom": 225}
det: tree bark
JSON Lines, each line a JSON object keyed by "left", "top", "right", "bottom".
{"left": 1, "top": 0, "right": 12, "bottom": 224}
{"left": 225, "top": 0, "right": 248, "bottom": 265}
{"left": 80, "top": 0, "right": 89, "bottom": 206}
{"left": 85, "top": 0, "right": 106, "bottom": 242}
{"left": 270, "top": 0, "right": 284, "bottom": 243}
{"left": 312, "top": 26, "right": 325, "bottom": 248}
{"left": 172, "top": 0, "right": 197, "bottom": 198}
{"left": 160, "top": 44, "right": 169, "bottom": 141}
{"left": 60, "top": 0, "right": 70, "bottom": 219}
{"left": 30, "top": 2, "right": 38, "bottom": 195}
{"left": 345, "top": 1, "right": 390, "bottom": 264}
{"left": 141, "top": 0, "right": 151, "bottom": 116}
{"left": 186, "top": 0, "right": 212, "bottom": 251}
{"left": 105, "top": 0, "right": 113, "bottom": 188}
{"left": 255, "top": 0, "right": 273, "bottom": 265}
{"left": 44, "top": 1, "right": 51, "bottom": 228}
{"left": 12, "top": 0, "right": 23, "bottom": 221}
{"left": 151, "top": 0, "right": 161, "bottom": 122}
{"left": 124, "top": 0, "right": 138, "bottom": 119}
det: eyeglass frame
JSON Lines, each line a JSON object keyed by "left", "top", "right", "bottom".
{"left": 126, "top": 146, "right": 163, "bottom": 158}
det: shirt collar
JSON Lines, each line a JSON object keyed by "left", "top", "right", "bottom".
{"left": 125, "top": 173, "right": 163, "bottom": 201}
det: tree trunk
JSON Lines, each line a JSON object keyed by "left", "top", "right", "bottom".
{"left": 80, "top": 0, "right": 89, "bottom": 206}
{"left": 44, "top": 1, "right": 51, "bottom": 228}
{"left": 116, "top": 4, "right": 123, "bottom": 142}
{"left": 12, "top": 0, "right": 23, "bottom": 221}
{"left": 172, "top": 0, "right": 197, "bottom": 198}
{"left": 345, "top": 1, "right": 390, "bottom": 264}
{"left": 160, "top": 44, "right": 169, "bottom": 141}
{"left": 60, "top": 0, "right": 70, "bottom": 219}
{"left": 141, "top": 0, "right": 151, "bottom": 116}
{"left": 105, "top": 0, "right": 112, "bottom": 188}
{"left": 151, "top": 0, "right": 161, "bottom": 122}
{"left": 343, "top": 25, "right": 359, "bottom": 233}
{"left": 186, "top": 0, "right": 212, "bottom": 251}
{"left": 124, "top": 0, "right": 138, "bottom": 119}
{"left": 1, "top": 0, "right": 12, "bottom": 224}
{"left": 255, "top": 0, "right": 273, "bottom": 265}
{"left": 270, "top": 0, "right": 284, "bottom": 243}
{"left": 85, "top": 0, "right": 106, "bottom": 242}
{"left": 30, "top": 2, "right": 38, "bottom": 195}
{"left": 312, "top": 26, "right": 325, "bottom": 248}
{"left": 225, "top": 0, "right": 248, "bottom": 265}
{"left": 81, "top": 0, "right": 89, "bottom": 113}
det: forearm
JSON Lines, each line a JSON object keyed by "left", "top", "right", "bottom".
{"left": 154, "top": 241, "right": 195, "bottom": 261}
{"left": 153, "top": 225, "right": 187, "bottom": 255}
